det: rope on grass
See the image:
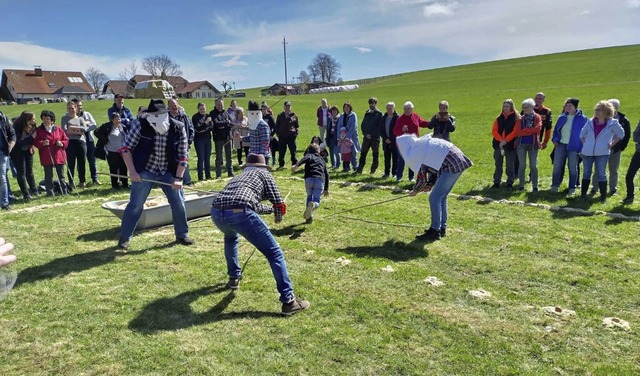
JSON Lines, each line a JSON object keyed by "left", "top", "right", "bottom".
{"left": 334, "top": 215, "right": 423, "bottom": 228}
{"left": 283, "top": 177, "right": 640, "bottom": 222}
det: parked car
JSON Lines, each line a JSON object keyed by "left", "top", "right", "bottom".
{"left": 233, "top": 92, "right": 246, "bottom": 97}
{"left": 97, "top": 93, "right": 115, "bottom": 100}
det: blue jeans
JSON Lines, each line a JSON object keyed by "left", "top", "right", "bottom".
{"left": 582, "top": 155, "right": 608, "bottom": 183}
{"left": 305, "top": 177, "right": 324, "bottom": 206}
{"left": 396, "top": 155, "right": 414, "bottom": 180}
{"left": 328, "top": 140, "right": 340, "bottom": 168}
{"left": 552, "top": 143, "right": 579, "bottom": 189}
{"left": 211, "top": 208, "right": 294, "bottom": 303}
{"left": 0, "top": 150, "right": 8, "bottom": 207}
{"left": 120, "top": 170, "right": 188, "bottom": 241}
{"left": 350, "top": 144, "right": 359, "bottom": 170}
{"left": 194, "top": 137, "right": 212, "bottom": 180}
{"left": 429, "top": 171, "right": 463, "bottom": 230}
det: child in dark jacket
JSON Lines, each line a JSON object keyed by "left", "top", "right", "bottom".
{"left": 292, "top": 143, "right": 329, "bottom": 223}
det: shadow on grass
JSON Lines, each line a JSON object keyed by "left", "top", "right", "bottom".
{"left": 76, "top": 226, "right": 121, "bottom": 242}
{"left": 336, "top": 238, "right": 429, "bottom": 262}
{"left": 129, "top": 284, "right": 282, "bottom": 333}
{"left": 15, "top": 242, "right": 174, "bottom": 288}
{"left": 271, "top": 223, "right": 306, "bottom": 240}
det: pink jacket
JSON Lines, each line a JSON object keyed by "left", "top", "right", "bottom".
{"left": 338, "top": 137, "right": 353, "bottom": 154}
{"left": 34, "top": 125, "right": 69, "bottom": 166}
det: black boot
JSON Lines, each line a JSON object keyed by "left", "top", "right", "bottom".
{"left": 580, "top": 179, "right": 590, "bottom": 200}
{"left": 599, "top": 181, "right": 607, "bottom": 203}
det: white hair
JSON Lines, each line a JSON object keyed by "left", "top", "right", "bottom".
{"left": 386, "top": 101, "right": 395, "bottom": 108}
{"left": 522, "top": 98, "right": 535, "bottom": 107}
{"left": 403, "top": 101, "right": 414, "bottom": 109}
{"left": 608, "top": 98, "right": 620, "bottom": 110}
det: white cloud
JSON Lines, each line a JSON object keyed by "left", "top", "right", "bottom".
{"left": 423, "top": 1, "right": 458, "bottom": 17}
{"left": 221, "top": 55, "right": 248, "bottom": 67}
{"left": 355, "top": 47, "right": 372, "bottom": 53}
{"left": 258, "top": 61, "right": 277, "bottom": 68}
{"left": 0, "top": 41, "right": 133, "bottom": 78}
{"left": 628, "top": 0, "right": 640, "bottom": 8}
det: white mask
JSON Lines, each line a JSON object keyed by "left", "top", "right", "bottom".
{"left": 147, "top": 113, "right": 170, "bottom": 135}
{"left": 246, "top": 110, "right": 263, "bottom": 130}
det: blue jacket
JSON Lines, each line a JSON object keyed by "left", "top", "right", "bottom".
{"left": 551, "top": 110, "right": 588, "bottom": 152}
{"left": 107, "top": 104, "right": 135, "bottom": 128}
{"left": 580, "top": 118, "right": 625, "bottom": 157}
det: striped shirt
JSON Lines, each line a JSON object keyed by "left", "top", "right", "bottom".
{"left": 211, "top": 169, "right": 284, "bottom": 221}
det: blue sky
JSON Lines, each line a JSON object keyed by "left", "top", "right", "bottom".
{"left": 1, "top": 0, "right": 639, "bottom": 89}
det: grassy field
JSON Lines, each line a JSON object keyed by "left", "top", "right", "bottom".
{"left": 1, "top": 45, "right": 639, "bottom": 375}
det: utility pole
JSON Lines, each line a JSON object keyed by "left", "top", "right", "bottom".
{"left": 283, "top": 36, "right": 288, "bottom": 95}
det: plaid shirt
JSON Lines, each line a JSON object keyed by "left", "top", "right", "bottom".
{"left": 212, "top": 169, "right": 284, "bottom": 221}
{"left": 242, "top": 120, "right": 271, "bottom": 157}
{"left": 413, "top": 146, "right": 472, "bottom": 191}
{"left": 121, "top": 118, "right": 189, "bottom": 175}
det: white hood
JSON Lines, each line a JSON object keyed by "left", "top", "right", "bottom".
{"left": 396, "top": 133, "right": 452, "bottom": 172}
{"left": 247, "top": 110, "right": 263, "bottom": 130}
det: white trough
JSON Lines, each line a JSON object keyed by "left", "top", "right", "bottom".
{"left": 102, "top": 192, "right": 216, "bottom": 230}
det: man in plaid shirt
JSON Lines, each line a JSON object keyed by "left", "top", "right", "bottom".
{"left": 211, "top": 153, "right": 310, "bottom": 316}
{"left": 117, "top": 99, "right": 193, "bottom": 250}
{"left": 235, "top": 101, "right": 271, "bottom": 164}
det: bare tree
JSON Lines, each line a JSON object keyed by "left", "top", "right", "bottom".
{"left": 85, "top": 67, "right": 109, "bottom": 93}
{"left": 299, "top": 70, "right": 310, "bottom": 84}
{"left": 307, "top": 64, "right": 320, "bottom": 82}
{"left": 221, "top": 81, "right": 232, "bottom": 94}
{"left": 119, "top": 60, "right": 138, "bottom": 80}
{"left": 141, "top": 54, "right": 183, "bottom": 78}
{"left": 307, "top": 53, "right": 341, "bottom": 83}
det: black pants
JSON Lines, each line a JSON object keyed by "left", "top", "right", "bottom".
{"left": 278, "top": 137, "right": 298, "bottom": 167}
{"left": 382, "top": 141, "right": 398, "bottom": 177}
{"left": 10, "top": 148, "right": 37, "bottom": 195}
{"left": 86, "top": 140, "right": 98, "bottom": 181}
{"left": 625, "top": 151, "right": 640, "bottom": 198}
{"left": 66, "top": 139, "right": 87, "bottom": 184}
{"left": 214, "top": 139, "right": 233, "bottom": 177}
{"left": 107, "top": 151, "right": 128, "bottom": 188}
{"left": 237, "top": 147, "right": 250, "bottom": 164}
{"left": 44, "top": 164, "right": 67, "bottom": 195}
{"left": 357, "top": 137, "right": 380, "bottom": 173}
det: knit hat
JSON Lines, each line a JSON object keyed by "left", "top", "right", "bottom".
{"left": 340, "top": 127, "right": 347, "bottom": 133}
{"left": 565, "top": 98, "right": 579, "bottom": 108}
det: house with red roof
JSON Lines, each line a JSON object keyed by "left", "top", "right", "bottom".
{"left": 1, "top": 67, "right": 94, "bottom": 103}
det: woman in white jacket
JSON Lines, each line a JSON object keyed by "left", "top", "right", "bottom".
{"left": 579, "top": 100, "right": 625, "bottom": 203}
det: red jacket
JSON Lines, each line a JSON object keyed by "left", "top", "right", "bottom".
{"left": 393, "top": 112, "right": 430, "bottom": 137}
{"left": 514, "top": 113, "right": 542, "bottom": 147}
{"left": 34, "top": 125, "right": 69, "bottom": 166}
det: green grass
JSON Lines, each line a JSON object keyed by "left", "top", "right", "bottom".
{"left": 1, "top": 45, "right": 640, "bottom": 375}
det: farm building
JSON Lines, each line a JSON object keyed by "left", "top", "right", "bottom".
{"left": 1, "top": 67, "right": 94, "bottom": 103}
{"left": 177, "top": 81, "right": 220, "bottom": 99}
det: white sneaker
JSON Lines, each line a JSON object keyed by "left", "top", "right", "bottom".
{"left": 567, "top": 188, "right": 576, "bottom": 195}
{"left": 303, "top": 202, "right": 314, "bottom": 220}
